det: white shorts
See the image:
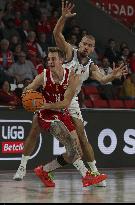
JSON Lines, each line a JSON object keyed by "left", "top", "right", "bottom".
{"left": 68, "top": 97, "right": 88, "bottom": 141}
{"left": 68, "top": 97, "right": 83, "bottom": 122}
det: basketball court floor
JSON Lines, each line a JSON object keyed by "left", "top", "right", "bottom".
{"left": 0, "top": 168, "right": 135, "bottom": 203}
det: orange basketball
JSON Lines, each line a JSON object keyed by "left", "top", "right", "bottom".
{"left": 22, "top": 90, "right": 45, "bottom": 112}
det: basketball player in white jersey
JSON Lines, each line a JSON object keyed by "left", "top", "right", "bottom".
{"left": 51, "top": 0, "right": 128, "bottom": 186}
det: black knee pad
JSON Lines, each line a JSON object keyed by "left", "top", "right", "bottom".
{"left": 56, "top": 154, "right": 68, "bottom": 166}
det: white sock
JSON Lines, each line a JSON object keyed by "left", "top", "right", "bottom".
{"left": 87, "top": 160, "right": 98, "bottom": 172}
{"left": 43, "top": 159, "right": 62, "bottom": 172}
{"left": 73, "top": 159, "right": 88, "bottom": 177}
{"left": 20, "top": 154, "right": 30, "bottom": 169}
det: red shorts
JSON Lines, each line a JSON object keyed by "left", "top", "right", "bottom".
{"left": 37, "top": 109, "right": 75, "bottom": 132}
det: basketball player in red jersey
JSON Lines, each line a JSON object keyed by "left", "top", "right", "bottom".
{"left": 13, "top": 47, "right": 107, "bottom": 187}
{"left": 49, "top": 0, "right": 128, "bottom": 187}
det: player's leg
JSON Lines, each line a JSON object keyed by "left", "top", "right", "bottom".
{"left": 34, "top": 119, "right": 107, "bottom": 187}
{"left": 71, "top": 116, "right": 107, "bottom": 187}
{"left": 69, "top": 105, "right": 99, "bottom": 170}
{"left": 72, "top": 117, "right": 97, "bottom": 167}
{"left": 68, "top": 102, "right": 107, "bottom": 186}
{"left": 13, "top": 114, "right": 40, "bottom": 180}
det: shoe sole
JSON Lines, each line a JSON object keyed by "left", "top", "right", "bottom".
{"left": 83, "top": 176, "right": 107, "bottom": 187}
{"left": 95, "top": 184, "right": 107, "bottom": 187}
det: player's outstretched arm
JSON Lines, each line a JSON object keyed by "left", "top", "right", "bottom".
{"left": 23, "top": 73, "right": 44, "bottom": 93}
{"left": 53, "top": 0, "right": 76, "bottom": 61}
{"left": 90, "top": 63, "right": 128, "bottom": 84}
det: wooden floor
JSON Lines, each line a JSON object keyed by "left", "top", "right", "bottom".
{"left": 0, "top": 169, "right": 135, "bottom": 203}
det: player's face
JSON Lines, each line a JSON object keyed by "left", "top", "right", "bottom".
{"left": 78, "top": 37, "right": 95, "bottom": 57}
{"left": 47, "top": 52, "right": 63, "bottom": 70}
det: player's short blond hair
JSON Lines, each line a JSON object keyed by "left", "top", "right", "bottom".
{"left": 82, "top": 34, "right": 95, "bottom": 41}
{"left": 48, "top": 47, "right": 65, "bottom": 59}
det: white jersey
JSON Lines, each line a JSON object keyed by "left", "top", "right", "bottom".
{"left": 63, "top": 48, "right": 93, "bottom": 96}
{"left": 62, "top": 48, "right": 93, "bottom": 121}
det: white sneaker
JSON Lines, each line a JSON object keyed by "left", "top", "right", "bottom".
{"left": 95, "top": 180, "right": 107, "bottom": 187}
{"left": 13, "top": 165, "right": 26, "bottom": 181}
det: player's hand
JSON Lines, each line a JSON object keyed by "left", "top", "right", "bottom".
{"left": 35, "top": 104, "right": 45, "bottom": 113}
{"left": 62, "top": 0, "right": 76, "bottom": 19}
{"left": 112, "top": 63, "right": 128, "bottom": 79}
{"left": 21, "top": 89, "right": 34, "bottom": 98}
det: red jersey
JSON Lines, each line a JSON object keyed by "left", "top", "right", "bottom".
{"left": 42, "top": 68, "right": 70, "bottom": 104}
{"left": 36, "top": 63, "right": 44, "bottom": 74}
{"left": 37, "top": 67, "right": 75, "bottom": 132}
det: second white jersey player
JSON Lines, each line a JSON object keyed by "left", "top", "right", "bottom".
{"left": 63, "top": 48, "right": 93, "bottom": 121}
